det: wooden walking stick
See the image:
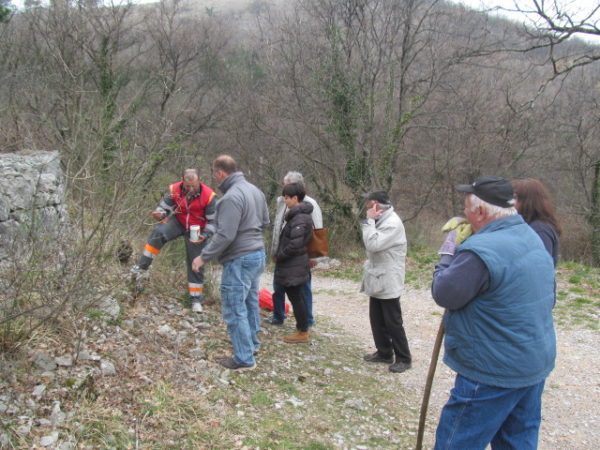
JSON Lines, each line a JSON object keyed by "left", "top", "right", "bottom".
{"left": 416, "top": 317, "right": 445, "bottom": 450}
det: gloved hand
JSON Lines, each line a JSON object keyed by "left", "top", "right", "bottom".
{"left": 438, "top": 230, "right": 458, "bottom": 255}
{"left": 441, "top": 217, "right": 473, "bottom": 245}
{"left": 438, "top": 217, "right": 473, "bottom": 256}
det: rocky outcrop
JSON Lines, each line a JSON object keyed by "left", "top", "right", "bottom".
{"left": 0, "top": 151, "right": 67, "bottom": 260}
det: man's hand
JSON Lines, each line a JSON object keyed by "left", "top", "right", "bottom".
{"left": 367, "top": 204, "right": 383, "bottom": 220}
{"left": 192, "top": 235, "right": 206, "bottom": 244}
{"left": 192, "top": 256, "right": 205, "bottom": 272}
{"left": 441, "top": 217, "right": 473, "bottom": 245}
{"left": 151, "top": 209, "right": 165, "bottom": 221}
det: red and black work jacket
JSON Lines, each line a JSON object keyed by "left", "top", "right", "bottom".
{"left": 169, "top": 181, "right": 216, "bottom": 231}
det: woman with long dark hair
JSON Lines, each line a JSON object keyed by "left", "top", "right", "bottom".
{"left": 511, "top": 178, "right": 561, "bottom": 266}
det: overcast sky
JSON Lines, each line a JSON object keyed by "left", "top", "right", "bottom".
{"left": 10, "top": 0, "right": 599, "bottom": 17}
{"left": 9, "top": 0, "right": 600, "bottom": 42}
{"left": 454, "top": 0, "right": 599, "bottom": 23}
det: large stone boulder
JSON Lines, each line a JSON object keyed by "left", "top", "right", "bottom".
{"left": 0, "top": 151, "right": 67, "bottom": 261}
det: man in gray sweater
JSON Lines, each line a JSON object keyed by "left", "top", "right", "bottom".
{"left": 192, "top": 155, "right": 269, "bottom": 370}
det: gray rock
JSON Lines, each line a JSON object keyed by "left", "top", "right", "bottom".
{"left": 51, "top": 401, "right": 66, "bottom": 425}
{"left": 100, "top": 360, "right": 116, "bottom": 376}
{"left": 344, "top": 398, "right": 367, "bottom": 411}
{"left": 32, "top": 384, "right": 46, "bottom": 398}
{"left": 180, "top": 320, "right": 195, "bottom": 330}
{"left": 157, "top": 324, "right": 174, "bottom": 337}
{"left": 313, "top": 256, "right": 341, "bottom": 270}
{"left": 190, "top": 348, "right": 206, "bottom": 359}
{"left": 75, "top": 350, "right": 91, "bottom": 361}
{"left": 176, "top": 331, "right": 188, "bottom": 342}
{"left": 286, "top": 396, "right": 304, "bottom": 407}
{"left": 0, "top": 197, "right": 9, "bottom": 221}
{"left": 40, "top": 371, "right": 55, "bottom": 381}
{"left": 0, "top": 151, "right": 67, "bottom": 264}
{"left": 57, "top": 438, "right": 75, "bottom": 450}
{"left": 40, "top": 431, "right": 59, "bottom": 447}
{"left": 55, "top": 355, "right": 73, "bottom": 367}
{"left": 16, "top": 420, "right": 32, "bottom": 436}
{"left": 33, "top": 353, "right": 57, "bottom": 371}
{"left": 82, "top": 295, "right": 121, "bottom": 321}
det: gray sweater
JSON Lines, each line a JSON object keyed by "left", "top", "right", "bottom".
{"left": 201, "top": 172, "right": 270, "bottom": 264}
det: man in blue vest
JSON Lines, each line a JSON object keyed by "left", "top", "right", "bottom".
{"left": 431, "top": 176, "right": 556, "bottom": 449}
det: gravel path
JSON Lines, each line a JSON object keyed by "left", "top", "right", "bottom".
{"left": 294, "top": 274, "right": 600, "bottom": 449}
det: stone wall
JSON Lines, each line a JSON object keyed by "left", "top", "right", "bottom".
{"left": 0, "top": 151, "right": 67, "bottom": 260}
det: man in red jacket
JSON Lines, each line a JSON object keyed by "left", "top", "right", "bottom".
{"left": 131, "top": 168, "right": 217, "bottom": 312}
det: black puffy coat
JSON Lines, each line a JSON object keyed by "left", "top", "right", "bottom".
{"left": 274, "top": 202, "right": 314, "bottom": 287}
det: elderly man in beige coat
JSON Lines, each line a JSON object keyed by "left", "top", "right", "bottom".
{"left": 360, "top": 190, "right": 411, "bottom": 373}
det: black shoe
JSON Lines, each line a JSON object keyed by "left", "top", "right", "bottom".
{"left": 389, "top": 361, "right": 411, "bottom": 373}
{"left": 363, "top": 351, "right": 394, "bottom": 364}
{"left": 218, "top": 357, "right": 256, "bottom": 371}
{"left": 263, "top": 316, "right": 284, "bottom": 325}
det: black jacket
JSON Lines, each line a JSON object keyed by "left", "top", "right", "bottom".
{"left": 274, "top": 202, "right": 314, "bottom": 287}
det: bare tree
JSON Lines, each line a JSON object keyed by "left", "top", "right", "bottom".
{"left": 473, "top": 1, "right": 600, "bottom": 76}
{"left": 246, "top": 0, "right": 472, "bottom": 222}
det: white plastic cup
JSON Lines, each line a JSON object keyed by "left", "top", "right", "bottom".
{"left": 190, "top": 225, "right": 201, "bottom": 243}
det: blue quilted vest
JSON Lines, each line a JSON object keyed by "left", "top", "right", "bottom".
{"left": 444, "top": 215, "right": 556, "bottom": 388}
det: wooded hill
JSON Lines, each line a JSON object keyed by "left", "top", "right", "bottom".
{"left": 1, "top": 0, "right": 599, "bottom": 262}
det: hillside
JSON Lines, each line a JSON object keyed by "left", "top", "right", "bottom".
{"left": 1, "top": 261, "right": 598, "bottom": 448}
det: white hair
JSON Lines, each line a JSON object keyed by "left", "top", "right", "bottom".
{"left": 283, "top": 171, "right": 305, "bottom": 186}
{"left": 469, "top": 194, "right": 517, "bottom": 218}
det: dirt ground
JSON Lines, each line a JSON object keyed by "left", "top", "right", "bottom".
{"left": 297, "top": 274, "right": 600, "bottom": 449}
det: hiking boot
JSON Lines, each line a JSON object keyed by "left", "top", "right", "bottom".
{"left": 218, "top": 357, "right": 256, "bottom": 371}
{"left": 130, "top": 264, "right": 147, "bottom": 280}
{"left": 191, "top": 301, "right": 203, "bottom": 313}
{"left": 363, "top": 351, "right": 394, "bottom": 364}
{"left": 130, "top": 265, "right": 148, "bottom": 294}
{"left": 282, "top": 330, "right": 310, "bottom": 343}
{"left": 389, "top": 361, "right": 412, "bottom": 373}
{"left": 263, "top": 316, "right": 284, "bottom": 325}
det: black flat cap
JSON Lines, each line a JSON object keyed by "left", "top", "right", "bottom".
{"left": 362, "top": 190, "right": 390, "bottom": 205}
{"left": 456, "top": 176, "right": 514, "bottom": 208}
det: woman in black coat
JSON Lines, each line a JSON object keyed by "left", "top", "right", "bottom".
{"left": 273, "top": 182, "right": 314, "bottom": 343}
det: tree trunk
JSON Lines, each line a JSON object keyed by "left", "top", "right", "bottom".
{"left": 590, "top": 160, "right": 600, "bottom": 266}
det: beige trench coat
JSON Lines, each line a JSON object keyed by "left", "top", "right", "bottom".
{"left": 360, "top": 207, "right": 407, "bottom": 299}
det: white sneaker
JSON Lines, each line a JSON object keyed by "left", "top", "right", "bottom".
{"left": 191, "top": 301, "right": 203, "bottom": 313}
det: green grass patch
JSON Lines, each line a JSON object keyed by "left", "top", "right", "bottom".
{"left": 554, "top": 261, "right": 600, "bottom": 330}
{"left": 319, "top": 253, "right": 363, "bottom": 282}
{"left": 405, "top": 245, "right": 437, "bottom": 288}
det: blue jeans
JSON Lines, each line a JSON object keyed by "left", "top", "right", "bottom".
{"left": 272, "top": 275, "right": 314, "bottom": 326}
{"left": 435, "top": 374, "right": 546, "bottom": 450}
{"left": 220, "top": 249, "right": 265, "bottom": 366}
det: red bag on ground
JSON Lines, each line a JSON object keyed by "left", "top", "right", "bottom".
{"left": 259, "top": 288, "right": 289, "bottom": 313}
